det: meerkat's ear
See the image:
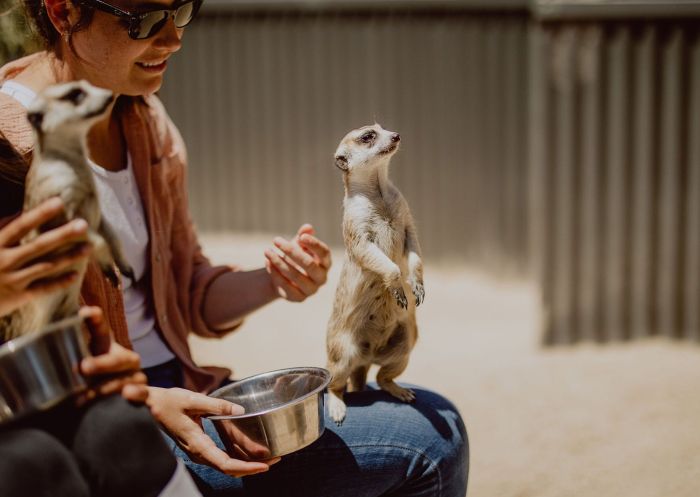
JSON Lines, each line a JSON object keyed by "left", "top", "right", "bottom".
{"left": 335, "top": 155, "right": 349, "bottom": 171}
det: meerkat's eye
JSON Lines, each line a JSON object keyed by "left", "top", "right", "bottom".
{"left": 359, "top": 131, "right": 376, "bottom": 144}
{"left": 60, "top": 88, "right": 86, "bottom": 105}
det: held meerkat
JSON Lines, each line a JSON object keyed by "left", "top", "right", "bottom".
{"left": 326, "top": 124, "right": 425, "bottom": 424}
{"left": 0, "top": 81, "right": 133, "bottom": 342}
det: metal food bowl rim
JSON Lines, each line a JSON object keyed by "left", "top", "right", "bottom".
{"left": 207, "top": 366, "right": 331, "bottom": 420}
{"left": 0, "top": 314, "right": 84, "bottom": 359}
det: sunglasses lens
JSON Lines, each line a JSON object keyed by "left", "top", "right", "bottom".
{"left": 134, "top": 11, "right": 169, "bottom": 39}
{"left": 174, "top": 1, "right": 199, "bottom": 28}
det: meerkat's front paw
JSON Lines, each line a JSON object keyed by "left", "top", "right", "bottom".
{"left": 410, "top": 279, "right": 425, "bottom": 306}
{"left": 390, "top": 285, "right": 408, "bottom": 309}
{"left": 327, "top": 394, "right": 347, "bottom": 425}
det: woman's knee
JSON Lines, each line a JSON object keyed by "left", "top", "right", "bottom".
{"left": 73, "top": 395, "right": 177, "bottom": 497}
{"left": 342, "top": 386, "right": 469, "bottom": 495}
{"left": 409, "top": 388, "right": 469, "bottom": 496}
{"left": 0, "top": 428, "right": 89, "bottom": 497}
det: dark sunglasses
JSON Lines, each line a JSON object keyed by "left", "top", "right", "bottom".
{"left": 79, "top": 0, "right": 203, "bottom": 40}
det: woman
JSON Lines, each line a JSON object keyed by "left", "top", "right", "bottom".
{"left": 0, "top": 0, "right": 469, "bottom": 494}
{"left": 0, "top": 195, "right": 201, "bottom": 496}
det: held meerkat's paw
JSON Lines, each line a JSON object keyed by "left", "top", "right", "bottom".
{"left": 327, "top": 394, "right": 347, "bottom": 425}
{"left": 410, "top": 279, "right": 425, "bottom": 306}
{"left": 120, "top": 264, "right": 135, "bottom": 282}
{"left": 102, "top": 264, "right": 120, "bottom": 288}
{"left": 390, "top": 285, "right": 408, "bottom": 309}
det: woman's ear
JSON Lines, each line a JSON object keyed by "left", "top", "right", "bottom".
{"left": 43, "top": 0, "right": 81, "bottom": 36}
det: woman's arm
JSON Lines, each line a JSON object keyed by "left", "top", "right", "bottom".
{"left": 201, "top": 224, "right": 333, "bottom": 331}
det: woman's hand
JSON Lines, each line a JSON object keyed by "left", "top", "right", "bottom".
{"left": 77, "top": 306, "right": 149, "bottom": 405}
{"left": 0, "top": 197, "right": 91, "bottom": 317}
{"left": 264, "top": 224, "right": 332, "bottom": 302}
{"left": 147, "top": 387, "right": 281, "bottom": 477}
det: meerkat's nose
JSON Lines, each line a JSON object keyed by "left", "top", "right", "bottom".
{"left": 391, "top": 133, "right": 401, "bottom": 143}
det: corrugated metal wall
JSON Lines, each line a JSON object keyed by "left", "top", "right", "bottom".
{"left": 159, "top": 2, "right": 700, "bottom": 344}
{"left": 529, "top": 21, "right": 700, "bottom": 343}
{"left": 159, "top": 9, "right": 530, "bottom": 271}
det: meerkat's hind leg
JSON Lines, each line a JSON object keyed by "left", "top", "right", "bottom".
{"left": 376, "top": 357, "right": 415, "bottom": 403}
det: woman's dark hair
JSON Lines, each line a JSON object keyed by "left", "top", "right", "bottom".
{"left": 0, "top": 134, "right": 29, "bottom": 218}
{"left": 23, "top": 0, "right": 95, "bottom": 52}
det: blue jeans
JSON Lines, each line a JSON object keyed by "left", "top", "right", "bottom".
{"left": 164, "top": 385, "right": 468, "bottom": 496}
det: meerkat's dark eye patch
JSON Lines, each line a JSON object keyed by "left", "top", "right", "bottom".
{"left": 358, "top": 131, "right": 377, "bottom": 144}
{"left": 60, "top": 88, "right": 86, "bottom": 105}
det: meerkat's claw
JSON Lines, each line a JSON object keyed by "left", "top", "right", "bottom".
{"left": 120, "top": 264, "right": 135, "bottom": 282}
{"left": 102, "top": 265, "right": 120, "bottom": 287}
{"left": 382, "top": 384, "right": 416, "bottom": 402}
{"left": 411, "top": 281, "right": 425, "bottom": 306}
{"left": 390, "top": 286, "right": 408, "bottom": 308}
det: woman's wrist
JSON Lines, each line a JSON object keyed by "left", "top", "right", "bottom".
{"left": 202, "top": 269, "right": 279, "bottom": 331}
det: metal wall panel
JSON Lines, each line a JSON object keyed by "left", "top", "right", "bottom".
{"left": 159, "top": 11, "right": 530, "bottom": 271}
{"left": 531, "top": 22, "right": 700, "bottom": 343}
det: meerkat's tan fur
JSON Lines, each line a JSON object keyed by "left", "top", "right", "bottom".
{"left": 0, "top": 81, "right": 132, "bottom": 342}
{"left": 326, "top": 124, "right": 425, "bottom": 424}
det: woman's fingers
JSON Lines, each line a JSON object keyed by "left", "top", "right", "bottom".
{"left": 24, "top": 271, "right": 80, "bottom": 294}
{"left": 0, "top": 197, "right": 64, "bottom": 247}
{"left": 10, "top": 242, "right": 90, "bottom": 288}
{"left": 177, "top": 389, "right": 245, "bottom": 417}
{"left": 81, "top": 342, "right": 141, "bottom": 376}
{"left": 264, "top": 254, "right": 307, "bottom": 302}
{"left": 120, "top": 383, "right": 150, "bottom": 403}
{"left": 183, "top": 424, "right": 276, "bottom": 477}
{"left": 298, "top": 233, "right": 332, "bottom": 270}
{"left": 265, "top": 247, "right": 317, "bottom": 296}
{"left": 11, "top": 218, "right": 88, "bottom": 269}
{"left": 79, "top": 306, "right": 111, "bottom": 356}
{"left": 94, "top": 371, "right": 148, "bottom": 397}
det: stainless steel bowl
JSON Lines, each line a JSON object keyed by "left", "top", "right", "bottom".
{"left": 208, "top": 367, "right": 331, "bottom": 461}
{"left": 0, "top": 315, "right": 89, "bottom": 424}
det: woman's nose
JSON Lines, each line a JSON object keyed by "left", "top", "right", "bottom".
{"left": 153, "top": 18, "right": 183, "bottom": 51}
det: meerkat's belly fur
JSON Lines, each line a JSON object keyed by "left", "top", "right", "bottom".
{"left": 326, "top": 124, "right": 424, "bottom": 424}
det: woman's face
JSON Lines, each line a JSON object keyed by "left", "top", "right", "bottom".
{"left": 68, "top": 0, "right": 183, "bottom": 96}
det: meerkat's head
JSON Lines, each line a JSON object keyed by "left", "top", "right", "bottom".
{"left": 334, "top": 124, "right": 401, "bottom": 173}
{"left": 26, "top": 80, "right": 114, "bottom": 140}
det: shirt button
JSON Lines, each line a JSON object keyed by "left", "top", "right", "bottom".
{"left": 127, "top": 197, "right": 134, "bottom": 205}
{"left": 123, "top": 176, "right": 129, "bottom": 184}
{"left": 161, "top": 314, "right": 168, "bottom": 323}
{"left": 155, "top": 254, "right": 161, "bottom": 262}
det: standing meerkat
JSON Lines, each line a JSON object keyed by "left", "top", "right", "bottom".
{"left": 326, "top": 124, "right": 425, "bottom": 424}
{"left": 0, "top": 80, "right": 132, "bottom": 342}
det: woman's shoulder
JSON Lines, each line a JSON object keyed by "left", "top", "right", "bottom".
{"left": 0, "top": 92, "right": 34, "bottom": 157}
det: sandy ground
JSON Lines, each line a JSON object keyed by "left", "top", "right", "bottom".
{"left": 192, "top": 233, "right": 700, "bottom": 497}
